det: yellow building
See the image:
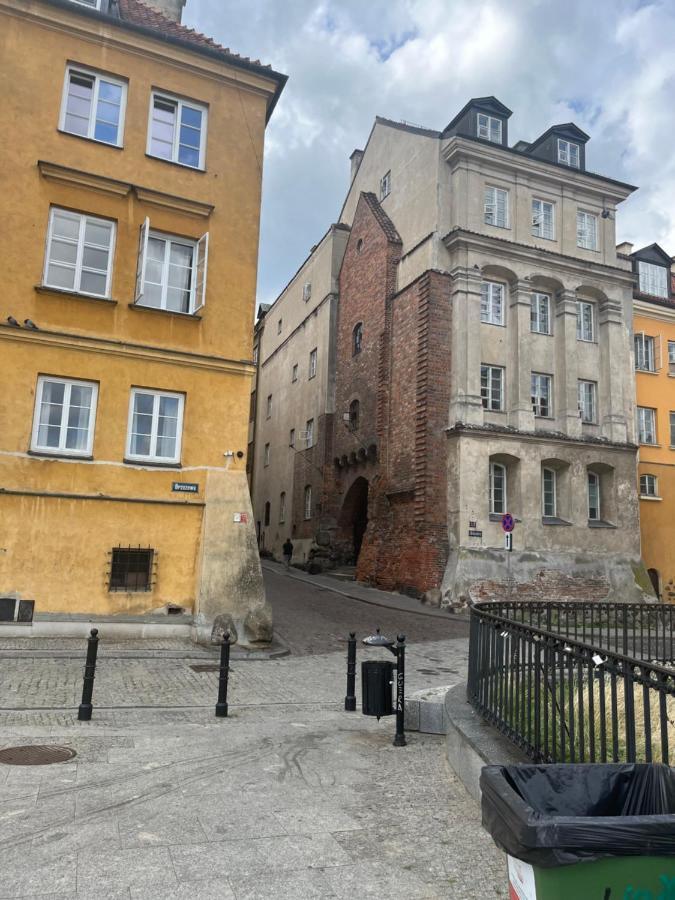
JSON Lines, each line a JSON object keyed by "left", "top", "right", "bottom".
{"left": 0, "top": 0, "right": 285, "bottom": 641}
{"left": 629, "top": 242, "right": 675, "bottom": 601}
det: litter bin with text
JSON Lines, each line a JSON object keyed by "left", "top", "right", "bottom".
{"left": 361, "top": 660, "right": 394, "bottom": 719}
{"left": 481, "top": 763, "right": 675, "bottom": 900}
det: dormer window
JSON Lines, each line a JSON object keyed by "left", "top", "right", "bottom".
{"left": 557, "top": 139, "right": 580, "bottom": 168}
{"left": 477, "top": 114, "right": 502, "bottom": 144}
{"left": 638, "top": 262, "right": 669, "bottom": 298}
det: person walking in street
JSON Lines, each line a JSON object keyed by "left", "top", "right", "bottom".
{"left": 282, "top": 538, "right": 294, "bottom": 570}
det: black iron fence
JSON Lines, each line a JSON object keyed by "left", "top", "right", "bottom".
{"left": 468, "top": 602, "right": 675, "bottom": 765}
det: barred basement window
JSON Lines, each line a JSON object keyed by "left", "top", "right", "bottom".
{"left": 109, "top": 547, "right": 154, "bottom": 592}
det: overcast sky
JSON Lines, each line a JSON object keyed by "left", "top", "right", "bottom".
{"left": 184, "top": 0, "right": 675, "bottom": 307}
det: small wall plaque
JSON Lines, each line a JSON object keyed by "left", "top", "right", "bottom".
{"left": 172, "top": 482, "right": 199, "bottom": 493}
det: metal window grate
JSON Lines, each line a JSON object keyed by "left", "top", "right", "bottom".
{"left": 108, "top": 546, "right": 156, "bottom": 592}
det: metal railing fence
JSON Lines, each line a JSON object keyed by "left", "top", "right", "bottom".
{"left": 468, "top": 602, "right": 675, "bottom": 765}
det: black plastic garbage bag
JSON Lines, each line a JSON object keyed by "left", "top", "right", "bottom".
{"left": 481, "top": 763, "right": 675, "bottom": 867}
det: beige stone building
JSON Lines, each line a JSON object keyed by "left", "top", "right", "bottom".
{"left": 250, "top": 225, "right": 349, "bottom": 561}
{"left": 251, "top": 97, "right": 650, "bottom": 604}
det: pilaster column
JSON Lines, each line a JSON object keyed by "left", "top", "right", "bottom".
{"left": 508, "top": 280, "right": 535, "bottom": 431}
{"left": 449, "top": 266, "right": 483, "bottom": 425}
{"left": 598, "top": 296, "right": 629, "bottom": 442}
{"left": 554, "top": 289, "right": 581, "bottom": 439}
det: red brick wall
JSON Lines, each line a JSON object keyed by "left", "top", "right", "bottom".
{"left": 326, "top": 191, "right": 452, "bottom": 595}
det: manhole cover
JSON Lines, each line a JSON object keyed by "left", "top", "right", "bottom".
{"left": 190, "top": 664, "right": 220, "bottom": 673}
{"left": 0, "top": 745, "right": 77, "bottom": 766}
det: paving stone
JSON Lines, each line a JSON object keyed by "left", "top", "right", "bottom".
{"left": 0, "top": 853, "right": 77, "bottom": 898}
{"left": 75, "top": 848, "right": 177, "bottom": 894}
{"left": 228, "top": 867, "right": 337, "bottom": 899}
{"left": 129, "top": 880, "right": 235, "bottom": 899}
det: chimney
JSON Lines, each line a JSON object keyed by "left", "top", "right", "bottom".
{"left": 350, "top": 149, "right": 364, "bottom": 182}
{"left": 616, "top": 241, "right": 634, "bottom": 257}
{"left": 142, "top": 0, "right": 186, "bottom": 22}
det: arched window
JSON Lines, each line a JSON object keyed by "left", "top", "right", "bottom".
{"left": 489, "top": 462, "right": 506, "bottom": 514}
{"left": 349, "top": 399, "right": 360, "bottom": 431}
{"left": 264, "top": 501, "right": 271, "bottom": 527}
{"left": 279, "top": 492, "right": 286, "bottom": 524}
{"left": 352, "top": 322, "right": 363, "bottom": 356}
{"left": 304, "top": 485, "right": 312, "bottom": 520}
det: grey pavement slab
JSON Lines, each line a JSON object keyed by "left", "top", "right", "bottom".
{"left": 0, "top": 569, "right": 506, "bottom": 899}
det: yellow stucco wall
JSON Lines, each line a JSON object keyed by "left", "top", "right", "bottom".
{"left": 0, "top": 0, "right": 281, "bottom": 617}
{"left": 634, "top": 302, "right": 675, "bottom": 602}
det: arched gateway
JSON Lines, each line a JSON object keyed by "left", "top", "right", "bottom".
{"left": 337, "top": 477, "right": 369, "bottom": 564}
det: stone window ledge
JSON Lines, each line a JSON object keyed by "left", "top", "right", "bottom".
{"left": 541, "top": 516, "right": 572, "bottom": 526}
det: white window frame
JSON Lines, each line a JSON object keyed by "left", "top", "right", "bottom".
{"left": 588, "top": 472, "right": 601, "bottom": 520}
{"left": 557, "top": 139, "right": 580, "bottom": 168}
{"left": 634, "top": 333, "right": 657, "bottom": 372}
{"left": 135, "top": 218, "right": 208, "bottom": 315}
{"left": 279, "top": 492, "right": 286, "bottom": 524}
{"left": 640, "top": 474, "right": 658, "bottom": 498}
{"left": 304, "top": 485, "right": 312, "bottom": 520}
{"left": 380, "top": 170, "right": 391, "bottom": 200}
{"left": 477, "top": 114, "right": 502, "bottom": 143}
{"left": 31, "top": 376, "right": 98, "bottom": 457}
{"left": 147, "top": 90, "right": 208, "bottom": 170}
{"left": 638, "top": 262, "right": 669, "bottom": 298}
{"left": 531, "top": 198, "right": 555, "bottom": 240}
{"left": 480, "top": 281, "right": 505, "bottom": 326}
{"left": 59, "top": 64, "right": 127, "bottom": 147}
{"left": 484, "top": 186, "right": 509, "bottom": 229}
{"left": 43, "top": 207, "right": 116, "bottom": 299}
{"left": 489, "top": 462, "right": 507, "bottom": 515}
{"left": 637, "top": 407, "right": 657, "bottom": 445}
{"left": 480, "top": 365, "right": 504, "bottom": 412}
{"left": 577, "top": 380, "right": 597, "bottom": 424}
{"left": 542, "top": 468, "right": 557, "bottom": 518}
{"left": 305, "top": 418, "right": 314, "bottom": 448}
{"left": 68, "top": 0, "right": 102, "bottom": 9}
{"left": 530, "top": 292, "right": 551, "bottom": 335}
{"left": 576, "top": 301, "right": 595, "bottom": 342}
{"left": 309, "top": 348, "right": 317, "bottom": 379}
{"left": 264, "top": 443, "right": 270, "bottom": 467}
{"left": 576, "top": 211, "right": 598, "bottom": 251}
{"left": 125, "top": 388, "right": 184, "bottom": 465}
{"left": 531, "top": 373, "right": 553, "bottom": 418}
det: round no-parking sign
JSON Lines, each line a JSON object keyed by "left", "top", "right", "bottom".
{"left": 501, "top": 513, "right": 515, "bottom": 533}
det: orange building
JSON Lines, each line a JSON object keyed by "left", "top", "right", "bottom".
{"left": 629, "top": 242, "right": 675, "bottom": 600}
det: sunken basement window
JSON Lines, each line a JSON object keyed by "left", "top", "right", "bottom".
{"left": 109, "top": 547, "right": 154, "bottom": 592}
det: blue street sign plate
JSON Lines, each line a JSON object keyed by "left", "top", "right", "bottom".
{"left": 501, "top": 513, "right": 515, "bottom": 533}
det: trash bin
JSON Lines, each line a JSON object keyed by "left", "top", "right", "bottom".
{"left": 481, "top": 763, "right": 675, "bottom": 900}
{"left": 361, "top": 659, "right": 394, "bottom": 719}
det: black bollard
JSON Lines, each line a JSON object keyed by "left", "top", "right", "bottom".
{"left": 345, "top": 632, "right": 357, "bottom": 711}
{"left": 393, "top": 634, "right": 406, "bottom": 747}
{"left": 215, "top": 631, "right": 231, "bottom": 718}
{"left": 78, "top": 628, "right": 99, "bottom": 722}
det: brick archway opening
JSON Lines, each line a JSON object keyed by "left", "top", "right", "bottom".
{"left": 337, "top": 477, "right": 369, "bottom": 564}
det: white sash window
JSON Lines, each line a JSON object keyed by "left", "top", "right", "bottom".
{"left": 126, "top": 388, "right": 184, "bottom": 464}
{"left": 577, "top": 211, "right": 598, "bottom": 250}
{"left": 480, "top": 282, "right": 505, "bottom": 326}
{"left": 532, "top": 199, "right": 554, "bottom": 240}
{"left": 638, "top": 262, "right": 669, "bottom": 298}
{"left": 148, "top": 92, "right": 207, "bottom": 169}
{"left": 44, "top": 208, "right": 115, "bottom": 298}
{"left": 477, "top": 114, "right": 502, "bottom": 143}
{"left": 135, "top": 218, "right": 208, "bottom": 315}
{"left": 484, "top": 187, "right": 509, "bottom": 228}
{"left": 557, "top": 139, "right": 580, "bottom": 167}
{"left": 530, "top": 293, "right": 551, "bottom": 334}
{"left": 31, "top": 376, "right": 98, "bottom": 457}
{"left": 61, "top": 65, "right": 126, "bottom": 146}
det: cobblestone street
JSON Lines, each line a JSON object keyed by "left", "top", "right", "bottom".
{"left": 0, "top": 568, "right": 506, "bottom": 899}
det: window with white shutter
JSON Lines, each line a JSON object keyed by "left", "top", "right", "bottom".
{"left": 531, "top": 198, "right": 554, "bottom": 240}
{"left": 530, "top": 293, "right": 551, "bottom": 334}
{"left": 557, "top": 139, "right": 580, "bottom": 168}
{"left": 480, "top": 282, "right": 505, "bottom": 326}
{"left": 477, "top": 114, "right": 502, "bottom": 143}
{"left": 484, "top": 187, "right": 508, "bottom": 228}
{"left": 577, "top": 211, "right": 598, "bottom": 250}
{"left": 134, "top": 218, "right": 207, "bottom": 315}
{"left": 638, "top": 262, "right": 669, "bottom": 298}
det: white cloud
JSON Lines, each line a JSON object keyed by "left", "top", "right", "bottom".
{"left": 185, "top": 0, "right": 675, "bottom": 304}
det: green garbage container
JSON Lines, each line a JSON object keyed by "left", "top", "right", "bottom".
{"left": 481, "top": 764, "right": 675, "bottom": 900}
